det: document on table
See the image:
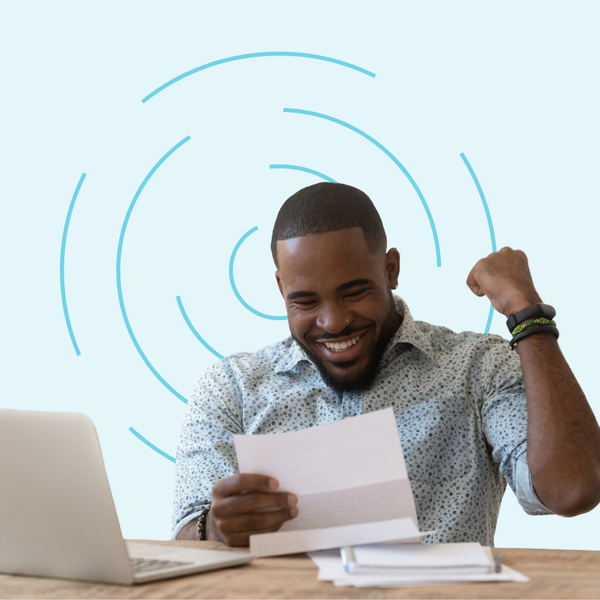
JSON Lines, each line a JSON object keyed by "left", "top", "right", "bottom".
{"left": 233, "top": 408, "right": 429, "bottom": 557}
{"left": 343, "top": 542, "right": 492, "bottom": 576}
{"left": 308, "top": 543, "right": 530, "bottom": 587}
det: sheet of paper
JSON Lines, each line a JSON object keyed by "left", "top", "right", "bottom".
{"left": 250, "top": 518, "right": 421, "bottom": 558}
{"left": 340, "top": 564, "right": 530, "bottom": 587}
{"left": 309, "top": 547, "right": 530, "bottom": 587}
{"left": 353, "top": 542, "right": 491, "bottom": 568}
{"left": 233, "top": 408, "right": 421, "bottom": 557}
{"left": 346, "top": 566, "right": 530, "bottom": 586}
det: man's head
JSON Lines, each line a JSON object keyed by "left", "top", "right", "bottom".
{"left": 272, "top": 183, "right": 401, "bottom": 393}
{"left": 271, "top": 182, "right": 387, "bottom": 269}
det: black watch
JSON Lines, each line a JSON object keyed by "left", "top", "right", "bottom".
{"left": 506, "top": 303, "right": 556, "bottom": 334}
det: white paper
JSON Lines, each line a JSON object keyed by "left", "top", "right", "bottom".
{"left": 344, "top": 565, "right": 530, "bottom": 587}
{"left": 353, "top": 542, "right": 491, "bottom": 568}
{"left": 309, "top": 546, "right": 531, "bottom": 587}
{"left": 234, "top": 407, "right": 408, "bottom": 494}
{"left": 250, "top": 518, "right": 421, "bottom": 558}
{"left": 233, "top": 408, "right": 421, "bottom": 557}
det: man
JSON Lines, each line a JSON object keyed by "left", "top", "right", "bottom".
{"left": 173, "top": 182, "right": 600, "bottom": 546}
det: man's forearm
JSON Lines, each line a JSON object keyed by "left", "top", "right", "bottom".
{"left": 518, "top": 332, "right": 600, "bottom": 516}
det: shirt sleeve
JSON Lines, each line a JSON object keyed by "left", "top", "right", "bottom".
{"left": 171, "top": 358, "right": 245, "bottom": 538}
{"left": 477, "top": 335, "right": 553, "bottom": 516}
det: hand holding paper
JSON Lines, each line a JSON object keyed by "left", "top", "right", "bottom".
{"left": 207, "top": 474, "right": 298, "bottom": 547}
{"left": 233, "top": 408, "right": 427, "bottom": 556}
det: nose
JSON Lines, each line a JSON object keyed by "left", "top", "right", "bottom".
{"left": 315, "top": 302, "right": 349, "bottom": 334}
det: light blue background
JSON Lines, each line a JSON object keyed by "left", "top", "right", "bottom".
{"left": 2, "top": 1, "right": 599, "bottom": 550}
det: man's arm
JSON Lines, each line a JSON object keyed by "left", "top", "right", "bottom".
{"left": 173, "top": 360, "right": 299, "bottom": 544}
{"left": 467, "top": 247, "right": 600, "bottom": 516}
{"left": 172, "top": 362, "right": 244, "bottom": 540}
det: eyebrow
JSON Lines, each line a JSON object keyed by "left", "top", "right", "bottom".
{"left": 286, "top": 278, "right": 373, "bottom": 301}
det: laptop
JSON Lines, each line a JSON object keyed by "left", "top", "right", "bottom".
{"left": 0, "top": 409, "right": 253, "bottom": 585}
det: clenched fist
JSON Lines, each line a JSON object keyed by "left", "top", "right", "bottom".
{"left": 467, "top": 247, "right": 542, "bottom": 317}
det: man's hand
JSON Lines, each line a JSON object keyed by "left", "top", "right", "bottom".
{"left": 207, "top": 474, "right": 298, "bottom": 547}
{"left": 466, "top": 247, "right": 542, "bottom": 317}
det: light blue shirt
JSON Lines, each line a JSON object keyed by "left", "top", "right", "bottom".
{"left": 172, "top": 297, "right": 551, "bottom": 544}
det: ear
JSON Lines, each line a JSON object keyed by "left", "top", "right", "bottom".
{"left": 275, "top": 271, "right": 284, "bottom": 297}
{"left": 384, "top": 248, "right": 400, "bottom": 290}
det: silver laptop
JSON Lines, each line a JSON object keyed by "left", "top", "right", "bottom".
{"left": 0, "top": 409, "right": 253, "bottom": 585}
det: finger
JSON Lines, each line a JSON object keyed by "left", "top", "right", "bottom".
{"left": 466, "top": 264, "right": 485, "bottom": 297}
{"left": 220, "top": 521, "right": 291, "bottom": 547}
{"left": 220, "top": 507, "right": 299, "bottom": 538}
{"left": 466, "top": 280, "right": 484, "bottom": 297}
{"left": 213, "top": 473, "right": 279, "bottom": 498}
{"left": 214, "top": 491, "right": 297, "bottom": 518}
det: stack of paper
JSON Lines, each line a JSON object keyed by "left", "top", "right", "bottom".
{"left": 234, "top": 408, "right": 428, "bottom": 557}
{"left": 308, "top": 543, "right": 530, "bottom": 587}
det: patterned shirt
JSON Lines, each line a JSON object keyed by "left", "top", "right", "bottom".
{"left": 172, "top": 296, "right": 551, "bottom": 544}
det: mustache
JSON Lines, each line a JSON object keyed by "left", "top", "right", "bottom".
{"left": 306, "top": 322, "right": 374, "bottom": 342}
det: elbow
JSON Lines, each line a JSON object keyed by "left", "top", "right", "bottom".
{"left": 531, "top": 457, "right": 600, "bottom": 517}
{"left": 544, "top": 482, "right": 600, "bottom": 517}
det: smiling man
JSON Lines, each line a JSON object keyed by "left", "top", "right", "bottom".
{"left": 275, "top": 226, "right": 401, "bottom": 393}
{"left": 173, "top": 182, "right": 600, "bottom": 547}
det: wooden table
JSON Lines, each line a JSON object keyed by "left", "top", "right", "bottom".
{"left": 1, "top": 540, "right": 599, "bottom": 599}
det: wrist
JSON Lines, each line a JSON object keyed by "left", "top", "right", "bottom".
{"left": 503, "top": 294, "right": 543, "bottom": 318}
{"left": 205, "top": 508, "right": 221, "bottom": 542}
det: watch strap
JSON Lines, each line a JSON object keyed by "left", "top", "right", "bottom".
{"left": 506, "top": 303, "right": 556, "bottom": 333}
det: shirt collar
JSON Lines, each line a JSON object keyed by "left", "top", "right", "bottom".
{"left": 274, "top": 337, "right": 310, "bottom": 374}
{"left": 382, "top": 295, "right": 434, "bottom": 362}
{"left": 274, "top": 295, "right": 433, "bottom": 374}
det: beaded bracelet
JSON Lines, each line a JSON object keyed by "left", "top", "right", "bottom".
{"left": 509, "top": 324, "right": 559, "bottom": 350}
{"left": 511, "top": 317, "right": 556, "bottom": 337}
{"left": 196, "top": 505, "right": 211, "bottom": 541}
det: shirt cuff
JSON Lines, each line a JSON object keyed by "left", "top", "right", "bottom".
{"left": 171, "top": 510, "right": 203, "bottom": 540}
{"left": 514, "top": 453, "right": 554, "bottom": 516}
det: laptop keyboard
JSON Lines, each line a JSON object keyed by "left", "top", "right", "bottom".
{"left": 130, "top": 557, "right": 194, "bottom": 574}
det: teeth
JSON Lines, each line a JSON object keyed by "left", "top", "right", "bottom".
{"left": 324, "top": 334, "right": 361, "bottom": 352}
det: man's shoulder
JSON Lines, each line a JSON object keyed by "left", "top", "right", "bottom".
{"left": 413, "top": 318, "right": 511, "bottom": 356}
{"left": 393, "top": 296, "right": 510, "bottom": 359}
{"left": 409, "top": 319, "right": 522, "bottom": 395}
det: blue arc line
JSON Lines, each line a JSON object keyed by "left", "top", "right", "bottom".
{"left": 460, "top": 153, "right": 497, "bottom": 253}
{"left": 142, "top": 52, "right": 376, "bottom": 103}
{"left": 283, "top": 108, "right": 441, "bottom": 267}
{"left": 483, "top": 304, "right": 495, "bottom": 335}
{"left": 229, "top": 227, "right": 287, "bottom": 321}
{"left": 176, "top": 295, "right": 224, "bottom": 359}
{"left": 129, "top": 427, "right": 176, "bottom": 463}
{"left": 460, "top": 152, "right": 497, "bottom": 334}
{"left": 269, "top": 164, "right": 337, "bottom": 183}
{"left": 116, "top": 136, "right": 191, "bottom": 404}
{"left": 60, "top": 173, "right": 86, "bottom": 356}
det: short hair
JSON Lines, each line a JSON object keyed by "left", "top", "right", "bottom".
{"left": 271, "top": 182, "right": 387, "bottom": 268}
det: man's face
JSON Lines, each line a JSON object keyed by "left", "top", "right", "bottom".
{"left": 276, "top": 228, "right": 401, "bottom": 392}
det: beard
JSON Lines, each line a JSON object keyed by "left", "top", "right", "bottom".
{"left": 293, "top": 292, "right": 401, "bottom": 393}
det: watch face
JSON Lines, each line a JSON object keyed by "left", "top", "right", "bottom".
{"left": 540, "top": 304, "right": 557, "bottom": 319}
